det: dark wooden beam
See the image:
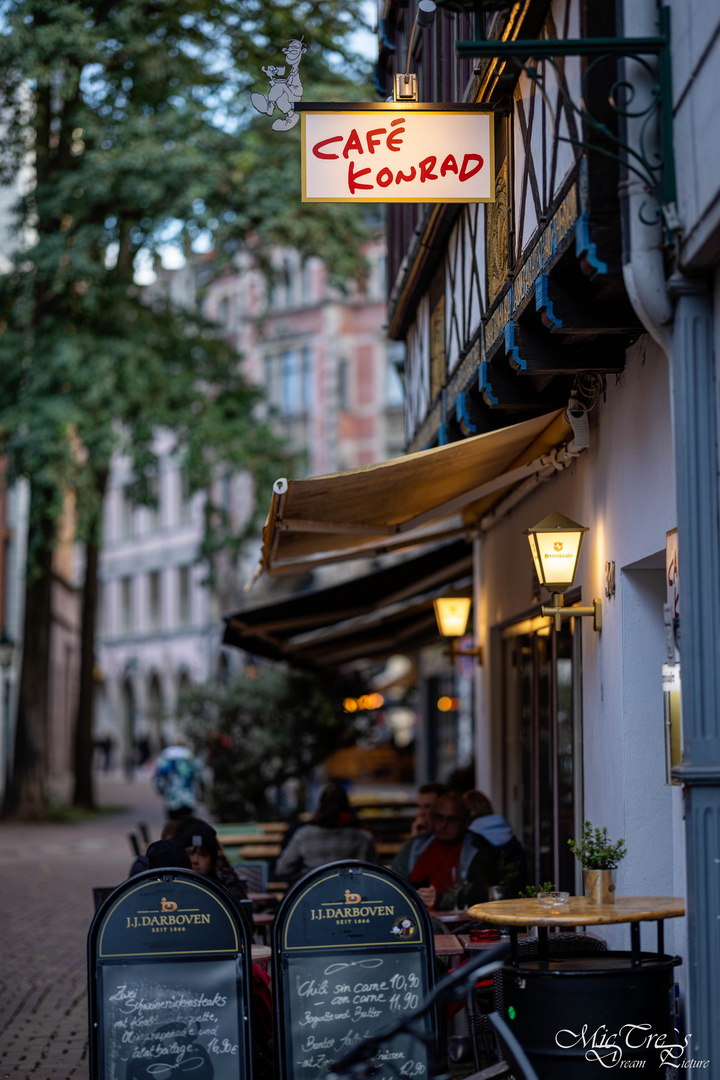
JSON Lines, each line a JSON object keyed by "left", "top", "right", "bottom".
{"left": 505, "top": 320, "right": 626, "bottom": 375}
{"left": 535, "top": 273, "right": 639, "bottom": 334}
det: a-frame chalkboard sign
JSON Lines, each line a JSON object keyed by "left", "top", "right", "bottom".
{"left": 272, "top": 861, "right": 437, "bottom": 1080}
{"left": 88, "top": 868, "right": 253, "bottom": 1080}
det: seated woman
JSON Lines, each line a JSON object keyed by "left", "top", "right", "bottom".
{"left": 175, "top": 819, "right": 249, "bottom": 903}
{"left": 275, "top": 783, "right": 378, "bottom": 883}
{"left": 176, "top": 819, "right": 273, "bottom": 1079}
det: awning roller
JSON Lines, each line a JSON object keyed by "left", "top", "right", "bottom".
{"left": 255, "top": 409, "right": 571, "bottom": 579}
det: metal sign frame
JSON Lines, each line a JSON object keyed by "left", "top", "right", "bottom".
{"left": 87, "top": 868, "right": 254, "bottom": 1080}
{"left": 272, "top": 861, "right": 438, "bottom": 1080}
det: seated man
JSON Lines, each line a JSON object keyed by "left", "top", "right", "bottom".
{"left": 392, "top": 792, "right": 501, "bottom": 910}
{"left": 409, "top": 781, "right": 447, "bottom": 837}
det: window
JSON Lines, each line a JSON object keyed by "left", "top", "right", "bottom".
{"left": 338, "top": 358, "right": 350, "bottom": 411}
{"left": 280, "top": 350, "right": 303, "bottom": 415}
{"left": 120, "top": 577, "right": 133, "bottom": 634}
{"left": 178, "top": 566, "right": 191, "bottom": 626}
{"left": 146, "top": 473, "right": 160, "bottom": 533}
{"left": 119, "top": 486, "right": 134, "bottom": 539}
{"left": 179, "top": 469, "right": 193, "bottom": 525}
{"left": 148, "top": 571, "right": 162, "bottom": 630}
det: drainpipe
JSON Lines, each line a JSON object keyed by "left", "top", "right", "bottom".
{"left": 617, "top": 0, "right": 673, "bottom": 352}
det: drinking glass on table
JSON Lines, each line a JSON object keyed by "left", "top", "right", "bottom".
{"left": 448, "top": 866, "right": 466, "bottom": 910}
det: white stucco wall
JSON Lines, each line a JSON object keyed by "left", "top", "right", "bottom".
{"left": 478, "top": 336, "right": 687, "bottom": 964}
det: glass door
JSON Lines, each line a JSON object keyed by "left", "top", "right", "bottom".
{"left": 501, "top": 616, "right": 581, "bottom": 892}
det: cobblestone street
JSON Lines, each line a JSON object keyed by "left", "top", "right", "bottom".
{"left": 0, "top": 772, "right": 183, "bottom": 1080}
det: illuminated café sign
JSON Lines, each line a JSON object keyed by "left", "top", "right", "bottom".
{"left": 300, "top": 105, "right": 494, "bottom": 203}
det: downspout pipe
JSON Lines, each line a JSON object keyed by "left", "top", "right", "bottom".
{"left": 617, "top": 0, "right": 673, "bottom": 353}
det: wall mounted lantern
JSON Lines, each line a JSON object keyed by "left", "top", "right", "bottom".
{"left": 433, "top": 596, "right": 483, "bottom": 660}
{"left": 524, "top": 511, "right": 602, "bottom": 632}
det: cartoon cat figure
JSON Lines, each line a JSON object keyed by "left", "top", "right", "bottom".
{"left": 251, "top": 38, "right": 307, "bottom": 131}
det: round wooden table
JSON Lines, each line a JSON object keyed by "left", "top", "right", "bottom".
{"left": 467, "top": 895, "right": 685, "bottom": 966}
{"left": 465, "top": 897, "right": 686, "bottom": 1077}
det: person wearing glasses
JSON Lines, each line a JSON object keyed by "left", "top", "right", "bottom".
{"left": 391, "top": 791, "right": 502, "bottom": 910}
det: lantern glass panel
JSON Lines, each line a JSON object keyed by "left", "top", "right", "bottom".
{"left": 534, "top": 529, "right": 583, "bottom": 589}
{"left": 434, "top": 597, "right": 471, "bottom": 637}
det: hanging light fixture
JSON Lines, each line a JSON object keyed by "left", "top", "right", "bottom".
{"left": 524, "top": 511, "right": 601, "bottom": 631}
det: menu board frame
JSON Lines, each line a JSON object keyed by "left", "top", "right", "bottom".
{"left": 272, "top": 861, "right": 438, "bottom": 1080}
{"left": 87, "top": 868, "right": 253, "bottom": 1080}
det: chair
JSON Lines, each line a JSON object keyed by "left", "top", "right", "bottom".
{"left": 234, "top": 861, "right": 269, "bottom": 892}
{"left": 467, "top": 933, "right": 607, "bottom": 1073}
{"left": 92, "top": 886, "right": 117, "bottom": 910}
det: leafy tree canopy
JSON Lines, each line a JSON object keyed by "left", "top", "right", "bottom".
{"left": 0, "top": 0, "right": 373, "bottom": 546}
{"left": 183, "top": 666, "right": 358, "bottom": 821}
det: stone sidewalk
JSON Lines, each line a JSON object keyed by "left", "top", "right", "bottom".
{"left": 0, "top": 771, "right": 185, "bottom": 1080}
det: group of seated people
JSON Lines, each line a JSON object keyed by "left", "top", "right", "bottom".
{"left": 274, "top": 780, "right": 525, "bottom": 911}
{"left": 127, "top": 782, "right": 523, "bottom": 1077}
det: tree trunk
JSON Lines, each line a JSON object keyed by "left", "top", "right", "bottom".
{"left": 73, "top": 473, "right": 107, "bottom": 809}
{"left": 3, "top": 493, "right": 55, "bottom": 820}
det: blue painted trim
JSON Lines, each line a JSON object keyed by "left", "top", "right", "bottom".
{"left": 535, "top": 274, "right": 562, "bottom": 329}
{"left": 456, "top": 392, "right": 478, "bottom": 434}
{"left": 479, "top": 361, "right": 499, "bottom": 405}
{"left": 372, "top": 73, "right": 388, "bottom": 97}
{"left": 504, "top": 321, "right": 526, "bottom": 371}
{"left": 575, "top": 212, "right": 608, "bottom": 275}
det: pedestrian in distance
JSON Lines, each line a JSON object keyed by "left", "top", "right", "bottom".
{"left": 151, "top": 737, "right": 205, "bottom": 819}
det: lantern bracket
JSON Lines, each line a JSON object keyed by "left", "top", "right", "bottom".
{"left": 542, "top": 592, "right": 602, "bottom": 633}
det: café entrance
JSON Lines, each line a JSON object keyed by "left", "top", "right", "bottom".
{"left": 500, "top": 611, "right": 582, "bottom": 894}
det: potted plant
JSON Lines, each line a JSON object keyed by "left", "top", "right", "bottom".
{"left": 568, "top": 820, "right": 627, "bottom": 903}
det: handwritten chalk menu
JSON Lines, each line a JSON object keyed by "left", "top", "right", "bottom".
{"left": 101, "top": 959, "right": 240, "bottom": 1080}
{"left": 88, "top": 870, "right": 252, "bottom": 1080}
{"left": 273, "top": 862, "right": 436, "bottom": 1080}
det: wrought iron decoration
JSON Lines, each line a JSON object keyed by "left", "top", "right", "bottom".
{"left": 455, "top": 7, "right": 676, "bottom": 235}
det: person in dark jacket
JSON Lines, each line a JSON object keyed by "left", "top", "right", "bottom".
{"left": 464, "top": 789, "right": 527, "bottom": 895}
{"left": 392, "top": 792, "right": 501, "bottom": 910}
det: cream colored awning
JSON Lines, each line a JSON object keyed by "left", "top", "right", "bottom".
{"left": 255, "top": 409, "right": 571, "bottom": 579}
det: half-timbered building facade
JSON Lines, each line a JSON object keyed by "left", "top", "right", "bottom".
{"left": 379, "top": 0, "right": 689, "bottom": 997}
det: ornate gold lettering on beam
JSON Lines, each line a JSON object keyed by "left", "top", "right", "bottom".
{"left": 487, "top": 158, "right": 509, "bottom": 304}
{"left": 483, "top": 181, "right": 580, "bottom": 353}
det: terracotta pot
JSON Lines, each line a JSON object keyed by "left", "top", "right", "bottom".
{"left": 583, "top": 867, "right": 617, "bottom": 903}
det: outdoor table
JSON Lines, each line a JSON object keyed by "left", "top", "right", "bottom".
{"left": 465, "top": 896, "right": 685, "bottom": 1077}
{"left": 251, "top": 943, "right": 271, "bottom": 964}
{"left": 467, "top": 895, "right": 684, "bottom": 966}
{"left": 217, "top": 832, "right": 270, "bottom": 846}
{"left": 433, "top": 933, "right": 464, "bottom": 958}
{"left": 237, "top": 842, "right": 281, "bottom": 858}
{"left": 429, "top": 909, "right": 471, "bottom": 929}
{"left": 247, "top": 891, "right": 278, "bottom": 906}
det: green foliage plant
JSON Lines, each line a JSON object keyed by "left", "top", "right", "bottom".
{"left": 183, "top": 666, "right": 357, "bottom": 822}
{"left": 568, "top": 820, "right": 627, "bottom": 870}
{"left": 518, "top": 881, "right": 556, "bottom": 899}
